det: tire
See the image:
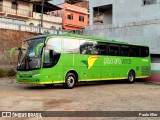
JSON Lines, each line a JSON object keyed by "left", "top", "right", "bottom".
{"left": 64, "top": 73, "right": 76, "bottom": 89}
{"left": 127, "top": 71, "right": 135, "bottom": 83}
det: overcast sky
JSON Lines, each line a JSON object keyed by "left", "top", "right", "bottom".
{"left": 49, "top": 0, "right": 65, "bottom": 5}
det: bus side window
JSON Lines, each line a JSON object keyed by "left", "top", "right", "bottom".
{"left": 43, "top": 50, "right": 54, "bottom": 68}
{"left": 131, "top": 46, "right": 140, "bottom": 57}
{"left": 43, "top": 50, "right": 60, "bottom": 68}
{"left": 109, "top": 44, "right": 120, "bottom": 56}
{"left": 140, "top": 46, "right": 149, "bottom": 57}
{"left": 95, "top": 42, "right": 107, "bottom": 55}
{"left": 80, "top": 41, "right": 98, "bottom": 55}
{"left": 121, "top": 45, "right": 131, "bottom": 57}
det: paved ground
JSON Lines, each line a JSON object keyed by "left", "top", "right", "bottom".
{"left": 0, "top": 78, "right": 160, "bottom": 120}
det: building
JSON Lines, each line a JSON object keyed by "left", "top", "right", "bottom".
{"left": 85, "top": 0, "right": 160, "bottom": 81}
{"left": 50, "top": 0, "right": 85, "bottom": 5}
{"left": 0, "top": 0, "right": 62, "bottom": 29}
{"left": 52, "top": 3, "right": 88, "bottom": 30}
{"left": 87, "top": 0, "right": 160, "bottom": 54}
{"left": 50, "top": 0, "right": 89, "bottom": 9}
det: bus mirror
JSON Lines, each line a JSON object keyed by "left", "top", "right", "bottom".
{"left": 35, "top": 43, "right": 44, "bottom": 56}
{"left": 9, "top": 47, "right": 20, "bottom": 58}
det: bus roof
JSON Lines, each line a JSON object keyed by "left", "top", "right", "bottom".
{"left": 28, "top": 33, "right": 147, "bottom": 47}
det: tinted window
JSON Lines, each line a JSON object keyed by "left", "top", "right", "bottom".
{"left": 140, "top": 46, "right": 149, "bottom": 57}
{"left": 121, "top": 45, "right": 131, "bottom": 56}
{"left": 131, "top": 46, "right": 140, "bottom": 57}
{"left": 43, "top": 50, "right": 60, "bottom": 68}
{"left": 95, "top": 42, "right": 107, "bottom": 55}
{"left": 80, "top": 40, "right": 97, "bottom": 54}
{"left": 63, "top": 38, "right": 79, "bottom": 53}
{"left": 80, "top": 41, "right": 107, "bottom": 55}
{"left": 109, "top": 44, "right": 120, "bottom": 56}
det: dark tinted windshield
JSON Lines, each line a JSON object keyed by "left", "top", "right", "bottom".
{"left": 17, "top": 37, "right": 45, "bottom": 71}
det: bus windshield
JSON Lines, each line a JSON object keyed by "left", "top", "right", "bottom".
{"left": 17, "top": 37, "right": 45, "bottom": 71}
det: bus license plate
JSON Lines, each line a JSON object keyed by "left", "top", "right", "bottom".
{"left": 23, "top": 80, "right": 28, "bottom": 83}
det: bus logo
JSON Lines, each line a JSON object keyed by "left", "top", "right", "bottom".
{"left": 82, "top": 56, "right": 100, "bottom": 69}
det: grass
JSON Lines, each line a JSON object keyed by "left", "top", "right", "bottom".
{"left": 0, "top": 68, "right": 16, "bottom": 78}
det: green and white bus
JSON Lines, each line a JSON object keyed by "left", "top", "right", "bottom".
{"left": 10, "top": 34, "right": 151, "bottom": 88}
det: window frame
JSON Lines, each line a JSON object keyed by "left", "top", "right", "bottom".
{"left": 67, "top": 13, "right": 73, "bottom": 20}
{"left": 120, "top": 45, "right": 131, "bottom": 57}
{"left": 143, "top": 0, "right": 157, "bottom": 5}
{"left": 79, "top": 15, "right": 84, "bottom": 22}
{"left": 108, "top": 44, "right": 120, "bottom": 56}
{"left": 12, "top": 1, "right": 18, "bottom": 10}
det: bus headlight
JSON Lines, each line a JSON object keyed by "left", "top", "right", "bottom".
{"left": 32, "top": 74, "right": 41, "bottom": 78}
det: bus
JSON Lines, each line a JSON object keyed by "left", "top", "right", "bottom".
{"left": 10, "top": 34, "right": 151, "bottom": 89}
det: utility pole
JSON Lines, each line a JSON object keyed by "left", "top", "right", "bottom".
{"left": 40, "top": 0, "right": 44, "bottom": 33}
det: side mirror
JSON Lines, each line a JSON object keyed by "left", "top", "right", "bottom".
{"left": 35, "top": 43, "right": 44, "bottom": 56}
{"left": 35, "top": 43, "right": 55, "bottom": 56}
{"left": 9, "top": 47, "right": 21, "bottom": 58}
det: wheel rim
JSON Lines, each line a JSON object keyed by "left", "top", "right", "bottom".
{"left": 129, "top": 74, "right": 134, "bottom": 82}
{"left": 67, "top": 76, "right": 75, "bottom": 87}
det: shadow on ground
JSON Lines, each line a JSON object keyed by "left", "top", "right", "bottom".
{"left": 19, "top": 79, "right": 146, "bottom": 90}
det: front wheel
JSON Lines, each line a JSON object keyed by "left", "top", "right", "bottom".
{"left": 127, "top": 71, "right": 135, "bottom": 83}
{"left": 64, "top": 73, "right": 76, "bottom": 89}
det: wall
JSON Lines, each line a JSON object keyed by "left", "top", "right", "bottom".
{"left": 27, "top": 19, "right": 62, "bottom": 29}
{"left": 0, "top": 29, "right": 39, "bottom": 66}
{"left": 89, "top": 0, "right": 113, "bottom": 25}
{"left": 18, "top": 0, "right": 31, "bottom": 11}
{"left": 27, "top": 12, "right": 62, "bottom": 29}
{"left": 85, "top": 19, "right": 160, "bottom": 54}
{"left": 89, "top": 0, "right": 160, "bottom": 25}
{"left": 4, "top": 0, "right": 31, "bottom": 11}
{"left": 88, "top": 1, "right": 160, "bottom": 54}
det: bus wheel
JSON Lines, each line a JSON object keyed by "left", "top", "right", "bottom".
{"left": 128, "top": 71, "right": 135, "bottom": 83}
{"left": 64, "top": 73, "right": 76, "bottom": 89}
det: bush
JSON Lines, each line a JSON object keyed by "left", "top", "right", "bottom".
{"left": 0, "top": 68, "right": 16, "bottom": 78}
{"left": 7, "top": 68, "right": 16, "bottom": 77}
{"left": 0, "top": 68, "right": 6, "bottom": 77}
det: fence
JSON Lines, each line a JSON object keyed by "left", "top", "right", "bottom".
{"left": 0, "top": 5, "right": 32, "bottom": 18}
{"left": 0, "top": 20, "right": 70, "bottom": 34}
{"left": 0, "top": 20, "right": 85, "bottom": 35}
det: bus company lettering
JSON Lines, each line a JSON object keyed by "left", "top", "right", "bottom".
{"left": 104, "top": 58, "right": 132, "bottom": 65}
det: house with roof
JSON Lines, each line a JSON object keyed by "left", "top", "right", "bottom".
{"left": 52, "top": 3, "right": 88, "bottom": 30}
{"left": 0, "top": 0, "right": 62, "bottom": 29}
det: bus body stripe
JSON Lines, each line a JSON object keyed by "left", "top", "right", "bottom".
{"left": 18, "top": 76, "right": 148, "bottom": 84}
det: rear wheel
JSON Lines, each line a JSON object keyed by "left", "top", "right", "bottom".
{"left": 64, "top": 73, "right": 76, "bottom": 89}
{"left": 128, "top": 71, "right": 135, "bottom": 83}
